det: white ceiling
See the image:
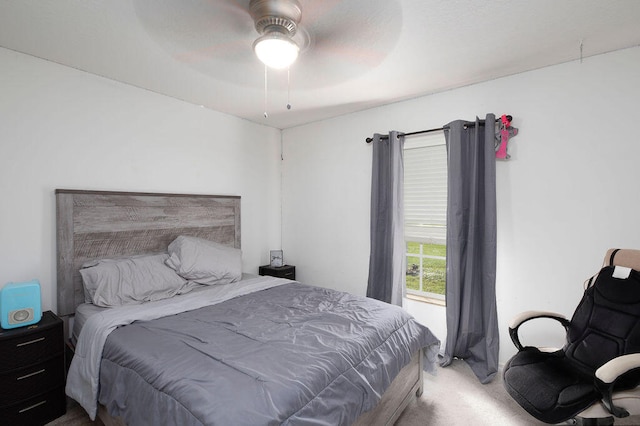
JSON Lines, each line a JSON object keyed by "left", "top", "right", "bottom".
{"left": 1, "top": 0, "right": 639, "bottom": 129}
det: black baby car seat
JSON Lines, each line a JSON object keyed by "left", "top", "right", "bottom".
{"left": 503, "top": 249, "right": 640, "bottom": 425}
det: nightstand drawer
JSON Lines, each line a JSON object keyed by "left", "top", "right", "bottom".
{"left": 259, "top": 265, "right": 296, "bottom": 280}
{"left": 0, "top": 355, "right": 65, "bottom": 406}
{"left": 279, "top": 270, "right": 295, "bottom": 280}
{"left": 0, "top": 385, "right": 66, "bottom": 426}
{"left": 0, "top": 323, "right": 63, "bottom": 373}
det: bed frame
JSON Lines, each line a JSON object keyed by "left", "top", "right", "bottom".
{"left": 56, "top": 189, "right": 423, "bottom": 426}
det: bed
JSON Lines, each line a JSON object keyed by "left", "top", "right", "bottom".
{"left": 56, "top": 189, "right": 440, "bottom": 426}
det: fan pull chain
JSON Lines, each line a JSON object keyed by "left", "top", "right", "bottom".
{"left": 264, "top": 64, "right": 268, "bottom": 118}
{"left": 287, "top": 67, "right": 292, "bottom": 110}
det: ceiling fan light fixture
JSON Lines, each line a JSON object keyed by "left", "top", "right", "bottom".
{"left": 249, "top": 0, "right": 302, "bottom": 70}
{"left": 253, "top": 31, "right": 299, "bottom": 69}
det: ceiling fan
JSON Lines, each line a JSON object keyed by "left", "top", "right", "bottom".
{"left": 133, "top": 0, "right": 402, "bottom": 89}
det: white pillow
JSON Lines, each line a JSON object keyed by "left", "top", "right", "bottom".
{"left": 80, "top": 253, "right": 191, "bottom": 307}
{"left": 165, "top": 236, "right": 242, "bottom": 285}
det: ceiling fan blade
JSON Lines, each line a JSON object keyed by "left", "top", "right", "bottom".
{"left": 293, "top": 0, "right": 403, "bottom": 88}
{"left": 133, "top": 0, "right": 255, "bottom": 62}
{"left": 297, "top": 0, "right": 342, "bottom": 26}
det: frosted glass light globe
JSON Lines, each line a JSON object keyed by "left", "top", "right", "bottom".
{"left": 253, "top": 33, "right": 299, "bottom": 69}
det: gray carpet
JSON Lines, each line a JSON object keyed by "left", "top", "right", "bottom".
{"left": 45, "top": 399, "right": 101, "bottom": 426}
{"left": 396, "top": 359, "right": 548, "bottom": 425}
{"left": 397, "top": 359, "right": 640, "bottom": 426}
{"left": 48, "top": 360, "right": 640, "bottom": 425}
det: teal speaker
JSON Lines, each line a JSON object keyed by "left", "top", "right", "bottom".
{"left": 0, "top": 280, "right": 42, "bottom": 329}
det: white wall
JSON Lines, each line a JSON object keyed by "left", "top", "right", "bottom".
{"left": 282, "top": 46, "right": 640, "bottom": 365}
{"left": 0, "top": 48, "right": 283, "bottom": 313}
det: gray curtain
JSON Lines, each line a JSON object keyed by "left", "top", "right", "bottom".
{"left": 439, "top": 114, "right": 499, "bottom": 384}
{"left": 366, "top": 131, "right": 405, "bottom": 306}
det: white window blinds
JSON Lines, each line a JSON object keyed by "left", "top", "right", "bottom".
{"left": 403, "top": 132, "right": 447, "bottom": 244}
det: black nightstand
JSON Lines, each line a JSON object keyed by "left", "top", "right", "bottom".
{"left": 259, "top": 264, "right": 296, "bottom": 280}
{"left": 0, "top": 310, "right": 66, "bottom": 425}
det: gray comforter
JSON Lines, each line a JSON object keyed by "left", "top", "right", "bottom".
{"left": 98, "top": 282, "right": 439, "bottom": 425}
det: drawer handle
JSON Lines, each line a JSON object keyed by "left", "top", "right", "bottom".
{"left": 19, "top": 400, "right": 47, "bottom": 413}
{"left": 16, "top": 337, "right": 45, "bottom": 347}
{"left": 17, "top": 368, "right": 46, "bottom": 381}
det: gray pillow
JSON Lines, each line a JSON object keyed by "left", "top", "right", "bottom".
{"left": 165, "top": 236, "right": 242, "bottom": 285}
{"left": 80, "top": 253, "right": 191, "bottom": 307}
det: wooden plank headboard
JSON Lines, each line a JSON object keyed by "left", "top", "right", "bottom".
{"left": 55, "top": 189, "right": 241, "bottom": 317}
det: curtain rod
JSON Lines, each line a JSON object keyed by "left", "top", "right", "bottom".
{"left": 365, "top": 116, "right": 511, "bottom": 143}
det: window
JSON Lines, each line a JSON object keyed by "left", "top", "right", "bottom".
{"left": 404, "top": 132, "right": 447, "bottom": 303}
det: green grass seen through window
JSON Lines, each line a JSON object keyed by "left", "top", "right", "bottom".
{"left": 406, "top": 242, "right": 446, "bottom": 295}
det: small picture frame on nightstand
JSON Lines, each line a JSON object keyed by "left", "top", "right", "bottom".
{"left": 270, "top": 250, "right": 283, "bottom": 267}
